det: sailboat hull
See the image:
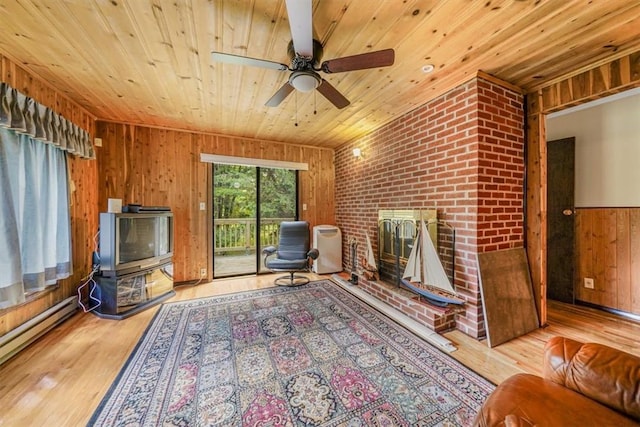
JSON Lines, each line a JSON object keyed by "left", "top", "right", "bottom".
{"left": 401, "top": 279, "right": 465, "bottom": 307}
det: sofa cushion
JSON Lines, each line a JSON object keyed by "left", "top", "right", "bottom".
{"left": 475, "top": 374, "right": 638, "bottom": 427}
{"left": 474, "top": 373, "right": 638, "bottom": 427}
{"left": 544, "top": 336, "right": 640, "bottom": 421}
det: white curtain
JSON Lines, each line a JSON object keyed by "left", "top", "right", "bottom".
{"left": 0, "top": 82, "right": 91, "bottom": 309}
{"left": 0, "top": 128, "right": 72, "bottom": 308}
{"left": 0, "top": 129, "right": 23, "bottom": 307}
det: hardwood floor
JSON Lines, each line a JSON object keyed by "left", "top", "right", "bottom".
{"left": 445, "top": 299, "right": 640, "bottom": 384}
{"left": 1, "top": 274, "right": 639, "bottom": 426}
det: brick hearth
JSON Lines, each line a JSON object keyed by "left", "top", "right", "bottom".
{"left": 357, "top": 277, "right": 462, "bottom": 333}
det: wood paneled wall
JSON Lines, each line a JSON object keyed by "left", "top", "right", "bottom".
{"left": 527, "top": 49, "right": 640, "bottom": 324}
{"left": 0, "top": 54, "right": 98, "bottom": 336}
{"left": 575, "top": 208, "right": 640, "bottom": 314}
{"left": 95, "top": 122, "right": 335, "bottom": 282}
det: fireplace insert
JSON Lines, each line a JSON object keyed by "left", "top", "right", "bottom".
{"left": 376, "top": 209, "right": 455, "bottom": 287}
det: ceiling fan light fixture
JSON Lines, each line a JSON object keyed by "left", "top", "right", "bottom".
{"left": 290, "top": 71, "right": 321, "bottom": 92}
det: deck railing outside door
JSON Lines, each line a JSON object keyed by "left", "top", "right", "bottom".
{"left": 214, "top": 218, "right": 295, "bottom": 254}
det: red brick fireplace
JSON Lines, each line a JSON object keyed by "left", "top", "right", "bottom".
{"left": 334, "top": 74, "right": 525, "bottom": 339}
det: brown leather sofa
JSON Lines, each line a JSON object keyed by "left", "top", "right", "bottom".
{"left": 473, "top": 336, "right": 640, "bottom": 426}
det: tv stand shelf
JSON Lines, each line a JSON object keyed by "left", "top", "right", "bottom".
{"left": 91, "top": 263, "right": 175, "bottom": 320}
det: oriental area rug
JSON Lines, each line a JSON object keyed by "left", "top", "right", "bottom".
{"left": 89, "top": 280, "right": 494, "bottom": 426}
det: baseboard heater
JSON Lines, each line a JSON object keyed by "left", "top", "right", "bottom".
{"left": 0, "top": 295, "right": 78, "bottom": 366}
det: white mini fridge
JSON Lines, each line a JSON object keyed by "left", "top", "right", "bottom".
{"left": 312, "top": 225, "right": 342, "bottom": 274}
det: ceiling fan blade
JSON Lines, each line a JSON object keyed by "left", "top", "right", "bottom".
{"left": 265, "top": 83, "right": 295, "bottom": 107}
{"left": 285, "top": 0, "right": 313, "bottom": 57}
{"left": 316, "top": 79, "right": 350, "bottom": 109}
{"left": 211, "top": 52, "right": 288, "bottom": 71}
{"left": 321, "top": 48, "right": 395, "bottom": 73}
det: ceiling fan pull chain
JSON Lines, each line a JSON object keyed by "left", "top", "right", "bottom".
{"left": 295, "top": 92, "right": 299, "bottom": 127}
{"left": 314, "top": 91, "right": 317, "bottom": 115}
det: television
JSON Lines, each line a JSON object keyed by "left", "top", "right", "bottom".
{"left": 99, "top": 212, "right": 174, "bottom": 276}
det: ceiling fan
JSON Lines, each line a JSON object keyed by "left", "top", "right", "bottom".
{"left": 211, "top": 0, "right": 395, "bottom": 109}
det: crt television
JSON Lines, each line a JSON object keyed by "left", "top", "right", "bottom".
{"left": 99, "top": 212, "right": 174, "bottom": 276}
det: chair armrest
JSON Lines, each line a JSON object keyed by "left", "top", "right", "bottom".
{"left": 307, "top": 248, "right": 319, "bottom": 260}
{"left": 262, "top": 246, "right": 277, "bottom": 256}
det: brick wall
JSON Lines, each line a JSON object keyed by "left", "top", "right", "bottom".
{"left": 335, "top": 76, "right": 524, "bottom": 338}
{"left": 477, "top": 81, "right": 525, "bottom": 252}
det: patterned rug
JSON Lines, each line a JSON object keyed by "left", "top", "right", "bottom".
{"left": 89, "top": 280, "right": 494, "bottom": 426}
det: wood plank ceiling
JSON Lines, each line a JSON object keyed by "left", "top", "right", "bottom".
{"left": 1, "top": 0, "right": 639, "bottom": 149}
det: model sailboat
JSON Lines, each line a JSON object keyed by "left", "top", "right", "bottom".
{"left": 361, "top": 232, "right": 378, "bottom": 280}
{"left": 401, "top": 220, "right": 464, "bottom": 307}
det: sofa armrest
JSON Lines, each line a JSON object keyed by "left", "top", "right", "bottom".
{"left": 544, "top": 336, "right": 640, "bottom": 421}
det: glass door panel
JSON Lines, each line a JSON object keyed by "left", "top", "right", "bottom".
{"left": 258, "top": 168, "right": 297, "bottom": 273}
{"left": 213, "top": 164, "right": 257, "bottom": 277}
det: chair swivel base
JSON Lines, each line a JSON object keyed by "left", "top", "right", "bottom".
{"left": 274, "top": 272, "right": 310, "bottom": 287}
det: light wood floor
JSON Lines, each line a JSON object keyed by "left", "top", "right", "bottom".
{"left": 1, "top": 273, "right": 639, "bottom": 426}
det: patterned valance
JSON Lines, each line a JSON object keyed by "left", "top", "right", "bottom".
{"left": 0, "top": 82, "right": 95, "bottom": 159}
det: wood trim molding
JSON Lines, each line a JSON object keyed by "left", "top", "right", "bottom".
{"left": 528, "top": 51, "right": 640, "bottom": 115}
{"left": 476, "top": 70, "right": 524, "bottom": 94}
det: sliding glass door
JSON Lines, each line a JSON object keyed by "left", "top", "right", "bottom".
{"left": 213, "top": 164, "right": 297, "bottom": 278}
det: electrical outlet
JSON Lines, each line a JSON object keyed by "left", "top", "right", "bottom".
{"left": 200, "top": 268, "right": 207, "bottom": 277}
{"left": 584, "top": 277, "right": 594, "bottom": 289}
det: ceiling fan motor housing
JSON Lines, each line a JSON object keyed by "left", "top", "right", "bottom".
{"left": 287, "top": 39, "right": 324, "bottom": 69}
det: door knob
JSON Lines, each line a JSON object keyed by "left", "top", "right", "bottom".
{"left": 562, "top": 209, "right": 574, "bottom": 216}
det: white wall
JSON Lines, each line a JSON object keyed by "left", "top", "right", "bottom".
{"left": 547, "top": 89, "right": 640, "bottom": 207}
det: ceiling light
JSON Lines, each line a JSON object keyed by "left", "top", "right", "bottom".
{"left": 289, "top": 71, "right": 321, "bottom": 92}
{"left": 353, "top": 148, "right": 362, "bottom": 158}
{"left": 422, "top": 64, "right": 435, "bottom": 73}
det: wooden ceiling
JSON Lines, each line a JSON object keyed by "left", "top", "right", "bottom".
{"left": 1, "top": 0, "right": 639, "bottom": 149}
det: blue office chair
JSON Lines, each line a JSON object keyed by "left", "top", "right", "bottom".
{"left": 262, "top": 221, "right": 319, "bottom": 286}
